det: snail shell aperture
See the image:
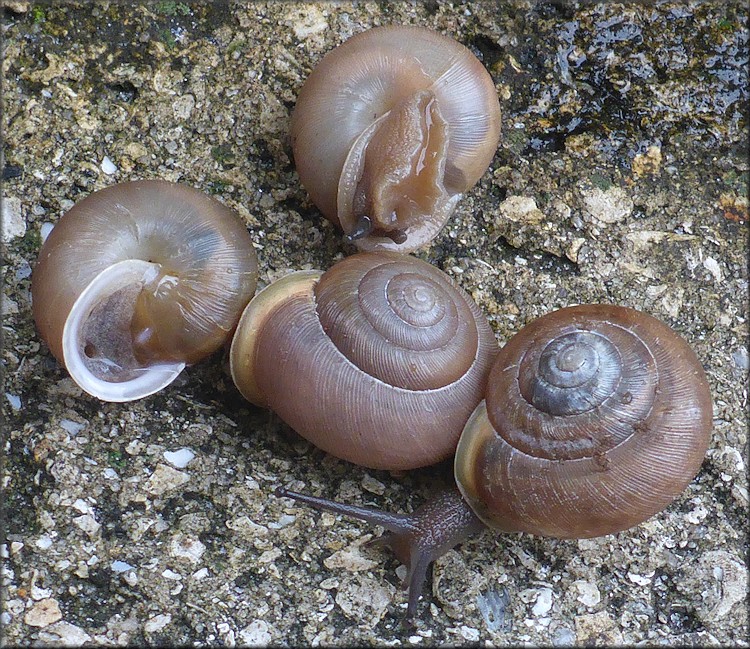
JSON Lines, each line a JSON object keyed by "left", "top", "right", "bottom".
{"left": 291, "top": 26, "right": 502, "bottom": 252}
{"left": 32, "top": 180, "right": 258, "bottom": 401}
{"left": 230, "top": 251, "right": 498, "bottom": 470}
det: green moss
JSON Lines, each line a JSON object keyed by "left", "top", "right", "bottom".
{"left": 211, "top": 144, "right": 235, "bottom": 167}
{"left": 108, "top": 450, "right": 128, "bottom": 470}
{"left": 716, "top": 17, "right": 735, "bottom": 32}
{"left": 155, "top": 1, "right": 191, "bottom": 17}
{"left": 31, "top": 6, "right": 46, "bottom": 23}
{"left": 157, "top": 27, "right": 177, "bottom": 50}
{"left": 226, "top": 39, "right": 245, "bottom": 57}
{"left": 18, "top": 227, "right": 41, "bottom": 256}
{"left": 206, "top": 180, "right": 229, "bottom": 194}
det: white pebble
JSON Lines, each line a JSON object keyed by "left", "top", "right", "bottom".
{"left": 111, "top": 560, "right": 135, "bottom": 573}
{"left": 169, "top": 534, "right": 205, "bottom": 563}
{"left": 459, "top": 626, "right": 480, "bottom": 642}
{"left": 532, "top": 588, "right": 553, "bottom": 616}
{"left": 59, "top": 419, "right": 85, "bottom": 436}
{"left": 239, "top": 620, "right": 271, "bottom": 645}
{"left": 192, "top": 567, "right": 209, "bottom": 580}
{"left": 627, "top": 572, "right": 652, "bottom": 586}
{"left": 162, "top": 568, "right": 182, "bottom": 580}
{"left": 5, "top": 394, "right": 21, "bottom": 411}
{"left": 35, "top": 536, "right": 54, "bottom": 550}
{"left": 101, "top": 156, "right": 117, "bottom": 175}
{"left": 163, "top": 448, "right": 195, "bottom": 468}
{"left": 40, "top": 222, "right": 55, "bottom": 243}
{"left": 144, "top": 613, "right": 171, "bottom": 634}
{"left": 1, "top": 196, "right": 25, "bottom": 241}
{"left": 38, "top": 621, "right": 92, "bottom": 646}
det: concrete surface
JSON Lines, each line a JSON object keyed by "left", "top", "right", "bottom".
{"left": 2, "top": 1, "right": 747, "bottom": 646}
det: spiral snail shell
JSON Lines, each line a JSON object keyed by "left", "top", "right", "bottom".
{"left": 291, "top": 26, "right": 502, "bottom": 252}
{"left": 230, "top": 251, "right": 498, "bottom": 470}
{"left": 32, "top": 180, "right": 258, "bottom": 402}
{"left": 276, "top": 304, "right": 713, "bottom": 618}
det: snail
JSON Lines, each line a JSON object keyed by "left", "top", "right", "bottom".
{"left": 229, "top": 251, "right": 498, "bottom": 470}
{"left": 274, "top": 304, "right": 714, "bottom": 619}
{"left": 290, "top": 26, "right": 502, "bottom": 252}
{"left": 32, "top": 180, "right": 258, "bottom": 402}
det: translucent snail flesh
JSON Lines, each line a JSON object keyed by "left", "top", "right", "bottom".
{"left": 230, "top": 251, "right": 498, "bottom": 470}
{"left": 276, "top": 304, "right": 713, "bottom": 618}
{"left": 291, "top": 26, "right": 502, "bottom": 252}
{"left": 32, "top": 180, "right": 258, "bottom": 402}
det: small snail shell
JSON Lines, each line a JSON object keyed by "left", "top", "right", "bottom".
{"left": 230, "top": 251, "right": 498, "bottom": 470}
{"left": 32, "top": 180, "right": 258, "bottom": 402}
{"left": 291, "top": 26, "right": 501, "bottom": 252}
{"left": 276, "top": 304, "right": 713, "bottom": 618}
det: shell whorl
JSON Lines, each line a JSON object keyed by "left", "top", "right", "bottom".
{"left": 32, "top": 180, "right": 258, "bottom": 401}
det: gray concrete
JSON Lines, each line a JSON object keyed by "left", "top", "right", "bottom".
{"left": 2, "top": 2, "right": 747, "bottom": 645}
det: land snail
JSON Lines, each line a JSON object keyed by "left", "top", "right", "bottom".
{"left": 230, "top": 251, "right": 499, "bottom": 470}
{"left": 271, "top": 304, "right": 713, "bottom": 620}
{"left": 31, "top": 180, "right": 258, "bottom": 402}
{"left": 290, "top": 25, "right": 502, "bottom": 253}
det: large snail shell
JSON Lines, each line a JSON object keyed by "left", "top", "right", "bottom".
{"left": 230, "top": 251, "right": 498, "bottom": 470}
{"left": 32, "top": 180, "right": 258, "bottom": 402}
{"left": 291, "top": 26, "right": 501, "bottom": 252}
{"left": 455, "top": 304, "right": 713, "bottom": 538}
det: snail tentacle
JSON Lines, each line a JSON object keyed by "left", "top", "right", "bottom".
{"left": 273, "top": 303, "right": 713, "bottom": 619}
{"left": 276, "top": 486, "right": 483, "bottom": 620}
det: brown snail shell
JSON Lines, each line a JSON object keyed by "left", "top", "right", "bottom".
{"left": 230, "top": 251, "right": 498, "bottom": 470}
{"left": 291, "top": 26, "right": 502, "bottom": 252}
{"left": 32, "top": 180, "right": 258, "bottom": 401}
{"left": 455, "top": 304, "right": 714, "bottom": 538}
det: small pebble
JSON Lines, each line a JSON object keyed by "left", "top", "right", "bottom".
{"left": 5, "top": 394, "right": 21, "bottom": 411}
{"left": 144, "top": 613, "right": 171, "bottom": 634}
{"left": 59, "top": 419, "right": 85, "bottom": 436}
{"left": 163, "top": 448, "right": 195, "bottom": 468}
{"left": 111, "top": 561, "right": 135, "bottom": 573}
{"left": 1, "top": 196, "right": 25, "bottom": 241}
{"left": 40, "top": 222, "right": 54, "bottom": 243}
{"left": 100, "top": 156, "right": 117, "bottom": 175}
{"left": 24, "top": 598, "right": 62, "bottom": 627}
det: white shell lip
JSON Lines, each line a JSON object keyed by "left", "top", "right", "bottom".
{"left": 62, "top": 259, "right": 186, "bottom": 402}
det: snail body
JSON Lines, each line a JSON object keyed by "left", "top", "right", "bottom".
{"left": 276, "top": 304, "right": 713, "bottom": 618}
{"left": 230, "top": 251, "right": 498, "bottom": 470}
{"left": 291, "top": 26, "right": 501, "bottom": 252}
{"left": 32, "top": 180, "right": 258, "bottom": 401}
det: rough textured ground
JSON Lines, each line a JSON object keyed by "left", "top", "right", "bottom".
{"left": 2, "top": 1, "right": 748, "bottom": 646}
